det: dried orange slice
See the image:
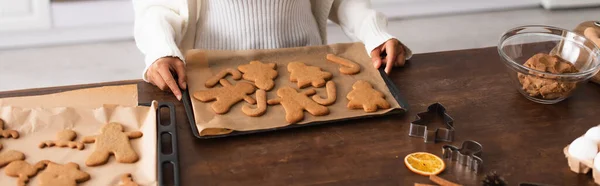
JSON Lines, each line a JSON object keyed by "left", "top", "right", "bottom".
{"left": 404, "top": 152, "right": 445, "bottom": 176}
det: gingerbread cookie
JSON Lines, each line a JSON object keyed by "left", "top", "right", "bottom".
{"left": 288, "top": 62, "right": 333, "bottom": 88}
{"left": 205, "top": 68, "right": 242, "bottom": 88}
{"left": 37, "top": 161, "right": 90, "bottom": 186}
{"left": 39, "top": 130, "right": 85, "bottom": 150}
{"left": 0, "top": 150, "right": 25, "bottom": 168}
{"left": 5, "top": 160, "right": 49, "bottom": 186}
{"left": 242, "top": 89, "right": 267, "bottom": 117}
{"left": 312, "top": 81, "right": 336, "bottom": 106}
{"left": 326, "top": 54, "right": 361, "bottom": 75}
{"left": 119, "top": 173, "right": 139, "bottom": 186}
{"left": 0, "top": 119, "right": 18, "bottom": 151}
{"left": 194, "top": 79, "right": 257, "bottom": 114}
{"left": 82, "top": 122, "right": 143, "bottom": 166}
{"left": 347, "top": 80, "right": 390, "bottom": 112}
{"left": 0, "top": 119, "right": 19, "bottom": 150}
{"left": 268, "top": 87, "right": 329, "bottom": 123}
{"left": 238, "top": 61, "right": 278, "bottom": 91}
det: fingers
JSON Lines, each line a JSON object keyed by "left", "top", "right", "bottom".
{"left": 384, "top": 58, "right": 393, "bottom": 75}
{"left": 150, "top": 72, "right": 167, "bottom": 91}
{"left": 384, "top": 41, "right": 397, "bottom": 74}
{"left": 396, "top": 47, "right": 406, "bottom": 67}
{"left": 147, "top": 57, "right": 187, "bottom": 101}
{"left": 157, "top": 67, "right": 182, "bottom": 100}
{"left": 370, "top": 47, "right": 383, "bottom": 69}
{"left": 173, "top": 61, "right": 187, "bottom": 90}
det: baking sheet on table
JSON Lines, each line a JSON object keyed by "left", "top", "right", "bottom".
{"left": 185, "top": 42, "right": 402, "bottom": 136}
{"left": 0, "top": 85, "right": 157, "bottom": 186}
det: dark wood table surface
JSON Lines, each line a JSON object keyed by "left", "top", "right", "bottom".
{"left": 2, "top": 46, "right": 599, "bottom": 186}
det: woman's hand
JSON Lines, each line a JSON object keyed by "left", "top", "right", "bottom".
{"left": 370, "top": 38, "right": 406, "bottom": 74}
{"left": 146, "top": 57, "right": 187, "bottom": 100}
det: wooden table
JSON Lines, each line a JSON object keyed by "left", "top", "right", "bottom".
{"left": 2, "top": 46, "right": 600, "bottom": 186}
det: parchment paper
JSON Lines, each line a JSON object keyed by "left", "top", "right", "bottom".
{"left": 0, "top": 84, "right": 138, "bottom": 108}
{"left": 185, "top": 42, "right": 402, "bottom": 136}
{"left": 0, "top": 85, "right": 157, "bottom": 186}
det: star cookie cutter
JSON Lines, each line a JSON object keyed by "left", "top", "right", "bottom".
{"left": 442, "top": 140, "right": 483, "bottom": 172}
{"left": 408, "top": 103, "right": 455, "bottom": 143}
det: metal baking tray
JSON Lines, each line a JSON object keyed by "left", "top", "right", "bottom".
{"left": 182, "top": 68, "right": 409, "bottom": 139}
{"left": 140, "top": 102, "right": 180, "bottom": 186}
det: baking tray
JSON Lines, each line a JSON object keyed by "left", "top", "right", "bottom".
{"left": 140, "top": 102, "right": 180, "bottom": 185}
{"left": 182, "top": 67, "right": 409, "bottom": 139}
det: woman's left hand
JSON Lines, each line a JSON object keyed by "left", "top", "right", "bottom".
{"left": 370, "top": 38, "right": 406, "bottom": 74}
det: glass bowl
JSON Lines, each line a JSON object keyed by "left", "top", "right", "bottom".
{"left": 498, "top": 25, "right": 600, "bottom": 104}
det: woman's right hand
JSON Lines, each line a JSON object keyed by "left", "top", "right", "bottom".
{"left": 146, "top": 57, "right": 187, "bottom": 100}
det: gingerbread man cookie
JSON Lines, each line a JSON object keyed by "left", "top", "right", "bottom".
{"left": 37, "top": 161, "right": 90, "bottom": 186}
{"left": 0, "top": 150, "right": 25, "bottom": 168}
{"left": 288, "top": 62, "right": 333, "bottom": 88}
{"left": 39, "top": 130, "right": 85, "bottom": 150}
{"left": 346, "top": 80, "right": 390, "bottom": 112}
{"left": 238, "top": 61, "right": 278, "bottom": 91}
{"left": 326, "top": 54, "right": 361, "bottom": 75}
{"left": 312, "top": 81, "right": 336, "bottom": 106}
{"left": 242, "top": 89, "right": 268, "bottom": 117}
{"left": 82, "top": 122, "right": 143, "bottom": 166}
{"left": 5, "top": 160, "right": 49, "bottom": 186}
{"left": 194, "top": 79, "right": 257, "bottom": 114}
{"left": 205, "top": 68, "right": 242, "bottom": 88}
{"left": 268, "top": 87, "right": 329, "bottom": 123}
{"left": 119, "top": 173, "right": 140, "bottom": 186}
{"left": 0, "top": 118, "right": 19, "bottom": 150}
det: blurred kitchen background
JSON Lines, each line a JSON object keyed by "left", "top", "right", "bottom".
{"left": 0, "top": 0, "right": 598, "bottom": 91}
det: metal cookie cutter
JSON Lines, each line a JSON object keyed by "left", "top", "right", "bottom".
{"left": 442, "top": 140, "right": 483, "bottom": 172}
{"left": 408, "top": 103, "right": 455, "bottom": 143}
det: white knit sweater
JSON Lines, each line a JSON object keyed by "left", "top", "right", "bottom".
{"left": 133, "top": 0, "right": 412, "bottom": 80}
{"left": 196, "top": 0, "right": 323, "bottom": 50}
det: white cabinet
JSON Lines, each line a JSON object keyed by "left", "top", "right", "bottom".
{"left": 0, "top": 0, "right": 51, "bottom": 31}
{"left": 0, "top": 0, "right": 133, "bottom": 49}
{"left": 0, "top": 0, "right": 31, "bottom": 16}
{"left": 372, "top": 0, "right": 540, "bottom": 18}
{"left": 541, "top": 0, "right": 600, "bottom": 9}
